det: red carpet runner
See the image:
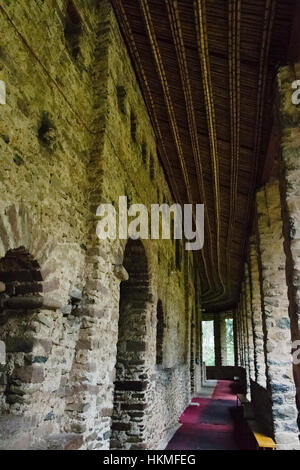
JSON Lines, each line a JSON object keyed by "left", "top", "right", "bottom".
{"left": 166, "top": 380, "right": 238, "bottom": 450}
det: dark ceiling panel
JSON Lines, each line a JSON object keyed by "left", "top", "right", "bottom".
{"left": 112, "top": 0, "right": 296, "bottom": 312}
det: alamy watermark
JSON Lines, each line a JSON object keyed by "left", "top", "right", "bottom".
{"left": 0, "top": 80, "right": 6, "bottom": 105}
{"left": 291, "top": 80, "right": 300, "bottom": 105}
{"left": 96, "top": 196, "right": 204, "bottom": 251}
{"left": 292, "top": 340, "right": 300, "bottom": 365}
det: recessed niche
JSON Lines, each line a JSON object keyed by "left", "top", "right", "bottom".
{"left": 149, "top": 154, "right": 155, "bottom": 180}
{"left": 130, "top": 111, "right": 137, "bottom": 143}
{"left": 141, "top": 141, "right": 147, "bottom": 164}
{"left": 117, "top": 86, "right": 127, "bottom": 114}
{"left": 38, "top": 112, "right": 56, "bottom": 149}
{"left": 64, "top": 0, "right": 82, "bottom": 60}
{"left": 175, "top": 239, "right": 182, "bottom": 271}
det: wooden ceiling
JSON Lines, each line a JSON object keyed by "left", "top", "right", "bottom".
{"left": 112, "top": 0, "right": 296, "bottom": 312}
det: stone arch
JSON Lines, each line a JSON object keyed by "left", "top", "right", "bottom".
{"left": 111, "top": 238, "right": 150, "bottom": 450}
{"left": 0, "top": 246, "right": 52, "bottom": 449}
{"left": 0, "top": 205, "right": 57, "bottom": 296}
{"left": 0, "top": 248, "right": 46, "bottom": 411}
{"left": 0, "top": 247, "right": 43, "bottom": 299}
{"left": 0, "top": 204, "right": 83, "bottom": 309}
{"left": 0, "top": 205, "right": 84, "bottom": 449}
{"left": 156, "top": 300, "right": 164, "bottom": 365}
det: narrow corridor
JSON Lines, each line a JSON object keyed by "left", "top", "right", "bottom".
{"left": 166, "top": 381, "right": 238, "bottom": 450}
{"left": 1, "top": 0, "right": 300, "bottom": 452}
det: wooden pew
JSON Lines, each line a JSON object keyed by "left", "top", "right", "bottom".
{"left": 236, "top": 393, "right": 249, "bottom": 407}
{"left": 247, "top": 419, "right": 276, "bottom": 450}
{"left": 234, "top": 394, "right": 276, "bottom": 449}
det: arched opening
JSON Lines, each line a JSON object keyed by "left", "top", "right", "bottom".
{"left": 111, "top": 239, "right": 149, "bottom": 450}
{"left": 0, "top": 247, "right": 45, "bottom": 448}
{"left": 156, "top": 300, "right": 164, "bottom": 365}
{"left": 0, "top": 248, "right": 44, "bottom": 405}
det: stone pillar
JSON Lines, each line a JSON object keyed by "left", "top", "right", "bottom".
{"left": 237, "top": 302, "right": 244, "bottom": 367}
{"left": 233, "top": 308, "right": 239, "bottom": 367}
{"left": 190, "top": 308, "right": 196, "bottom": 395}
{"left": 249, "top": 233, "right": 267, "bottom": 387}
{"left": 220, "top": 315, "right": 227, "bottom": 366}
{"left": 256, "top": 179, "right": 300, "bottom": 449}
{"left": 241, "top": 291, "right": 247, "bottom": 370}
{"left": 193, "top": 278, "right": 203, "bottom": 392}
{"left": 214, "top": 317, "right": 221, "bottom": 367}
{"left": 0, "top": 341, "right": 5, "bottom": 365}
{"left": 278, "top": 63, "right": 300, "bottom": 438}
{"left": 245, "top": 265, "right": 255, "bottom": 382}
{"left": 214, "top": 315, "right": 227, "bottom": 367}
{"left": 241, "top": 281, "right": 250, "bottom": 392}
{"left": 240, "top": 304, "right": 245, "bottom": 368}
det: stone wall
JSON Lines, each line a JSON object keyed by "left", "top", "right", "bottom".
{"left": 213, "top": 313, "right": 228, "bottom": 366}
{"left": 0, "top": 0, "right": 199, "bottom": 450}
{"left": 5, "top": 0, "right": 300, "bottom": 453}
{"left": 245, "top": 264, "right": 255, "bottom": 382}
{"left": 237, "top": 176, "right": 300, "bottom": 449}
{"left": 278, "top": 62, "right": 300, "bottom": 437}
{"left": 248, "top": 232, "right": 266, "bottom": 387}
{"left": 256, "top": 177, "right": 299, "bottom": 449}
{"left": 0, "top": 0, "right": 97, "bottom": 450}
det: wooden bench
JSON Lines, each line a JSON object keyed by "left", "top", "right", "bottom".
{"left": 247, "top": 419, "right": 276, "bottom": 450}
{"left": 236, "top": 393, "right": 249, "bottom": 407}
{"left": 234, "top": 395, "right": 276, "bottom": 450}
{"left": 236, "top": 394, "right": 254, "bottom": 420}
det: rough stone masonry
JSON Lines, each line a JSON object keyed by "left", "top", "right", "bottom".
{"left": 0, "top": 0, "right": 201, "bottom": 450}
{"left": 0, "top": 0, "right": 300, "bottom": 452}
